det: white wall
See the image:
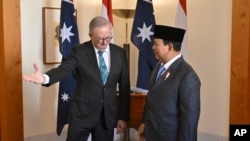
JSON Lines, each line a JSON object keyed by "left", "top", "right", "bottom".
{"left": 188, "top": 0, "right": 231, "bottom": 137}
{"left": 21, "top": 0, "right": 232, "bottom": 139}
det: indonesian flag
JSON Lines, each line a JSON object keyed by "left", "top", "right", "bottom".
{"left": 175, "top": 0, "right": 188, "bottom": 59}
{"left": 102, "top": 0, "right": 114, "bottom": 43}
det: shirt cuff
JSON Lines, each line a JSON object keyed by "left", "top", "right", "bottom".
{"left": 43, "top": 74, "right": 50, "bottom": 84}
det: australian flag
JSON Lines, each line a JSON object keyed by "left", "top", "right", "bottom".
{"left": 57, "top": 0, "right": 79, "bottom": 136}
{"left": 131, "top": 0, "right": 157, "bottom": 90}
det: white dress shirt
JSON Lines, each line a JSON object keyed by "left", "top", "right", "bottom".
{"left": 94, "top": 45, "right": 111, "bottom": 72}
{"left": 162, "top": 54, "right": 182, "bottom": 70}
{"left": 43, "top": 45, "right": 111, "bottom": 85}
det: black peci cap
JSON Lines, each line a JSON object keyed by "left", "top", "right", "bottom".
{"left": 154, "top": 25, "right": 185, "bottom": 42}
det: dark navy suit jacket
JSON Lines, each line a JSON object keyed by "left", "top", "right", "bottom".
{"left": 45, "top": 40, "right": 130, "bottom": 129}
{"left": 142, "top": 56, "right": 200, "bottom": 141}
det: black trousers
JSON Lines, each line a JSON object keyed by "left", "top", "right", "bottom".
{"left": 66, "top": 108, "right": 114, "bottom": 141}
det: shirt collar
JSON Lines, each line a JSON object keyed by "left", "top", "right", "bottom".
{"left": 93, "top": 45, "right": 110, "bottom": 54}
{"left": 162, "top": 54, "right": 181, "bottom": 70}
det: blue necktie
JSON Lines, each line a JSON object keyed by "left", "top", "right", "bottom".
{"left": 156, "top": 65, "right": 165, "bottom": 81}
{"left": 98, "top": 51, "right": 108, "bottom": 84}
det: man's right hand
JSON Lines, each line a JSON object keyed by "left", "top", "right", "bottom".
{"left": 22, "top": 63, "right": 45, "bottom": 84}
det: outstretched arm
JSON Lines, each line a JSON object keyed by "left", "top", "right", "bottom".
{"left": 22, "top": 63, "right": 45, "bottom": 84}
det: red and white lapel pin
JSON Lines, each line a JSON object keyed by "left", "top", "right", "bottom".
{"left": 164, "top": 72, "right": 170, "bottom": 80}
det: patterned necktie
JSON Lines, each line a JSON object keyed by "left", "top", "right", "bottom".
{"left": 98, "top": 51, "right": 108, "bottom": 84}
{"left": 156, "top": 65, "right": 165, "bottom": 81}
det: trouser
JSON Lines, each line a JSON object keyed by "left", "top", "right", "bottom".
{"left": 66, "top": 108, "right": 114, "bottom": 141}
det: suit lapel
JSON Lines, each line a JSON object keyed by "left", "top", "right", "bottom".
{"left": 107, "top": 45, "right": 117, "bottom": 84}
{"left": 85, "top": 41, "right": 103, "bottom": 85}
{"left": 150, "top": 57, "right": 184, "bottom": 90}
{"left": 149, "top": 62, "right": 161, "bottom": 89}
{"left": 86, "top": 42, "right": 115, "bottom": 86}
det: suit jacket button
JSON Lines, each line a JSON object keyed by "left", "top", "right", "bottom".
{"left": 101, "top": 99, "right": 104, "bottom": 103}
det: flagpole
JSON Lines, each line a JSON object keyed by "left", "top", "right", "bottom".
{"left": 113, "top": 9, "right": 134, "bottom": 43}
{"left": 113, "top": 9, "right": 135, "bottom": 69}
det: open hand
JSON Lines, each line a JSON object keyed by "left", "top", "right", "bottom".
{"left": 22, "top": 63, "right": 45, "bottom": 84}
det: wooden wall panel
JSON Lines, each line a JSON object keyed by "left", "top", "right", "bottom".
{"left": 0, "top": 0, "right": 3, "bottom": 138}
{"left": 230, "top": 0, "right": 250, "bottom": 124}
{"left": 0, "top": 0, "right": 24, "bottom": 140}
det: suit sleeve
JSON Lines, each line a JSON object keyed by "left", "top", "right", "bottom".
{"left": 43, "top": 46, "right": 79, "bottom": 86}
{"left": 179, "top": 71, "right": 201, "bottom": 141}
{"left": 117, "top": 50, "right": 131, "bottom": 120}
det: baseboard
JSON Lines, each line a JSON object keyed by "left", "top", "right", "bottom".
{"left": 198, "top": 132, "right": 228, "bottom": 141}
{"left": 24, "top": 130, "right": 122, "bottom": 141}
{"left": 24, "top": 130, "right": 228, "bottom": 141}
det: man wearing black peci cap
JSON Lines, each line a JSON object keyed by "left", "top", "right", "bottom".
{"left": 138, "top": 25, "right": 201, "bottom": 141}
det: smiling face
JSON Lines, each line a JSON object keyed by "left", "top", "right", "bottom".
{"left": 88, "top": 17, "right": 113, "bottom": 51}
{"left": 89, "top": 24, "right": 112, "bottom": 51}
{"left": 153, "top": 38, "right": 181, "bottom": 63}
{"left": 152, "top": 38, "right": 170, "bottom": 63}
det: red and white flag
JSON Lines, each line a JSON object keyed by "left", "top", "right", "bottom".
{"left": 102, "top": 0, "right": 114, "bottom": 43}
{"left": 175, "top": 0, "right": 188, "bottom": 59}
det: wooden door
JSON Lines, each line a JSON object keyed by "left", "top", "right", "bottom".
{"left": 0, "top": 0, "right": 24, "bottom": 140}
{"left": 230, "top": 0, "right": 250, "bottom": 124}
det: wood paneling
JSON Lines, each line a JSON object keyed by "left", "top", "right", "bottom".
{"left": 117, "top": 93, "right": 146, "bottom": 128}
{"left": 0, "top": 0, "right": 24, "bottom": 140}
{"left": 127, "top": 94, "right": 146, "bottom": 128}
{"left": 230, "top": 0, "right": 250, "bottom": 124}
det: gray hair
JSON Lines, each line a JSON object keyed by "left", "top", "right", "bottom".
{"left": 89, "top": 16, "right": 112, "bottom": 33}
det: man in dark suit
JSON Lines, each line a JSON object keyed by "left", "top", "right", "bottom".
{"left": 138, "top": 25, "right": 201, "bottom": 141}
{"left": 23, "top": 16, "right": 130, "bottom": 141}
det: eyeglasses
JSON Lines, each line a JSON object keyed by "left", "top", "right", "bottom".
{"left": 94, "top": 36, "right": 113, "bottom": 43}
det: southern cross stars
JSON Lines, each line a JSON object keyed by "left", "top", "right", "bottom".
{"left": 137, "top": 22, "right": 154, "bottom": 43}
{"left": 60, "top": 22, "right": 75, "bottom": 43}
{"left": 61, "top": 92, "right": 70, "bottom": 102}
